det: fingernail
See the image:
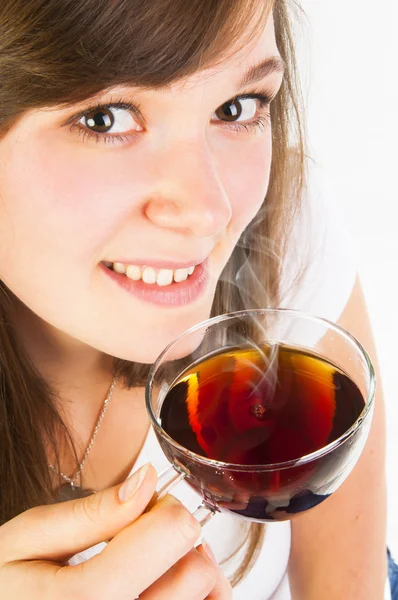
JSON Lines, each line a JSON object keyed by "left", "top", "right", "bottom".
{"left": 119, "top": 463, "right": 150, "bottom": 503}
{"left": 203, "top": 541, "right": 218, "bottom": 565}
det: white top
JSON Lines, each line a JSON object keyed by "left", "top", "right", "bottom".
{"left": 70, "top": 165, "right": 388, "bottom": 599}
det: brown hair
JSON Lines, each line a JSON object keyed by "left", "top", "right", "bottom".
{"left": 0, "top": 0, "right": 305, "bottom": 586}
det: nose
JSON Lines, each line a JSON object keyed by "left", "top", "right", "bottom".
{"left": 143, "top": 141, "right": 232, "bottom": 238}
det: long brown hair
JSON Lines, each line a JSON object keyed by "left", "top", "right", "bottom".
{"left": 0, "top": 0, "right": 305, "bottom": 585}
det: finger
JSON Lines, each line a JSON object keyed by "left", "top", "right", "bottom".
{"left": 0, "top": 463, "right": 157, "bottom": 564}
{"left": 197, "top": 544, "right": 233, "bottom": 599}
{"left": 61, "top": 495, "right": 202, "bottom": 600}
{"left": 0, "top": 560, "right": 61, "bottom": 599}
{"left": 139, "top": 548, "right": 217, "bottom": 600}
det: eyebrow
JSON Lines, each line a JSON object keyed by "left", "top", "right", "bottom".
{"left": 62, "top": 56, "right": 287, "bottom": 113}
{"left": 238, "top": 56, "right": 286, "bottom": 88}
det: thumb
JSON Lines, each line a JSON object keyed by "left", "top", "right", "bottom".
{"left": 0, "top": 463, "right": 157, "bottom": 565}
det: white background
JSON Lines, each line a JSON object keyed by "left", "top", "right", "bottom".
{"left": 298, "top": 0, "right": 398, "bottom": 555}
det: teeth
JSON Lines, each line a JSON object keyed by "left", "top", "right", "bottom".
{"left": 157, "top": 269, "right": 174, "bottom": 287}
{"left": 142, "top": 267, "right": 157, "bottom": 284}
{"left": 113, "top": 262, "right": 126, "bottom": 274}
{"left": 126, "top": 265, "right": 141, "bottom": 281}
{"left": 112, "top": 263, "right": 197, "bottom": 285}
{"left": 174, "top": 268, "right": 189, "bottom": 283}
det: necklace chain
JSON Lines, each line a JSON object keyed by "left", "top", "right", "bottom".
{"left": 49, "top": 374, "right": 118, "bottom": 488}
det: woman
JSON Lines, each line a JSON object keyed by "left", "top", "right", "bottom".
{"left": 0, "top": 0, "right": 389, "bottom": 598}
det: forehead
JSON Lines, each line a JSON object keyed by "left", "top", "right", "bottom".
{"left": 20, "top": 10, "right": 279, "bottom": 121}
{"left": 232, "top": 13, "right": 278, "bottom": 69}
{"left": 164, "top": 13, "right": 278, "bottom": 92}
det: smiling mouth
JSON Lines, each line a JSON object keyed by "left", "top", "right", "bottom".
{"left": 102, "top": 261, "right": 197, "bottom": 287}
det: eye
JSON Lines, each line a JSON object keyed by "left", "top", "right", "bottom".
{"left": 79, "top": 107, "right": 140, "bottom": 134}
{"left": 214, "top": 98, "right": 258, "bottom": 123}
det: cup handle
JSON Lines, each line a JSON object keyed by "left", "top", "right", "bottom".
{"left": 156, "top": 465, "right": 185, "bottom": 500}
{"left": 155, "top": 466, "right": 216, "bottom": 526}
{"left": 192, "top": 503, "right": 215, "bottom": 526}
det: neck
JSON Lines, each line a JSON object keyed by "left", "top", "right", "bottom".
{"left": 9, "top": 294, "right": 150, "bottom": 496}
{"left": 11, "top": 294, "right": 114, "bottom": 399}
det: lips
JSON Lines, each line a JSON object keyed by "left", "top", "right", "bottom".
{"left": 100, "top": 259, "right": 209, "bottom": 307}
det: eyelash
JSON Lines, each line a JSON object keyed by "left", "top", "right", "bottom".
{"left": 67, "top": 92, "right": 273, "bottom": 146}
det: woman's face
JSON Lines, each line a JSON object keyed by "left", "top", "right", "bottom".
{"left": 0, "top": 15, "right": 283, "bottom": 363}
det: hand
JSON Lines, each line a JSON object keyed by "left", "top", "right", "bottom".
{"left": 138, "top": 543, "right": 232, "bottom": 599}
{"left": 0, "top": 463, "right": 232, "bottom": 599}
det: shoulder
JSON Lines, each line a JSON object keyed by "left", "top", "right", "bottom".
{"left": 280, "top": 159, "right": 357, "bottom": 323}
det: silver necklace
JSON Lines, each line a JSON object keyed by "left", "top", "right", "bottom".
{"left": 49, "top": 374, "right": 118, "bottom": 502}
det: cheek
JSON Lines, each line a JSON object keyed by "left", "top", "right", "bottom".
{"left": 0, "top": 134, "right": 149, "bottom": 332}
{"left": 215, "top": 134, "right": 272, "bottom": 233}
{"left": 0, "top": 134, "right": 141, "bottom": 273}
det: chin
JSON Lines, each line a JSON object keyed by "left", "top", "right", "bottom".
{"left": 102, "top": 304, "right": 214, "bottom": 365}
